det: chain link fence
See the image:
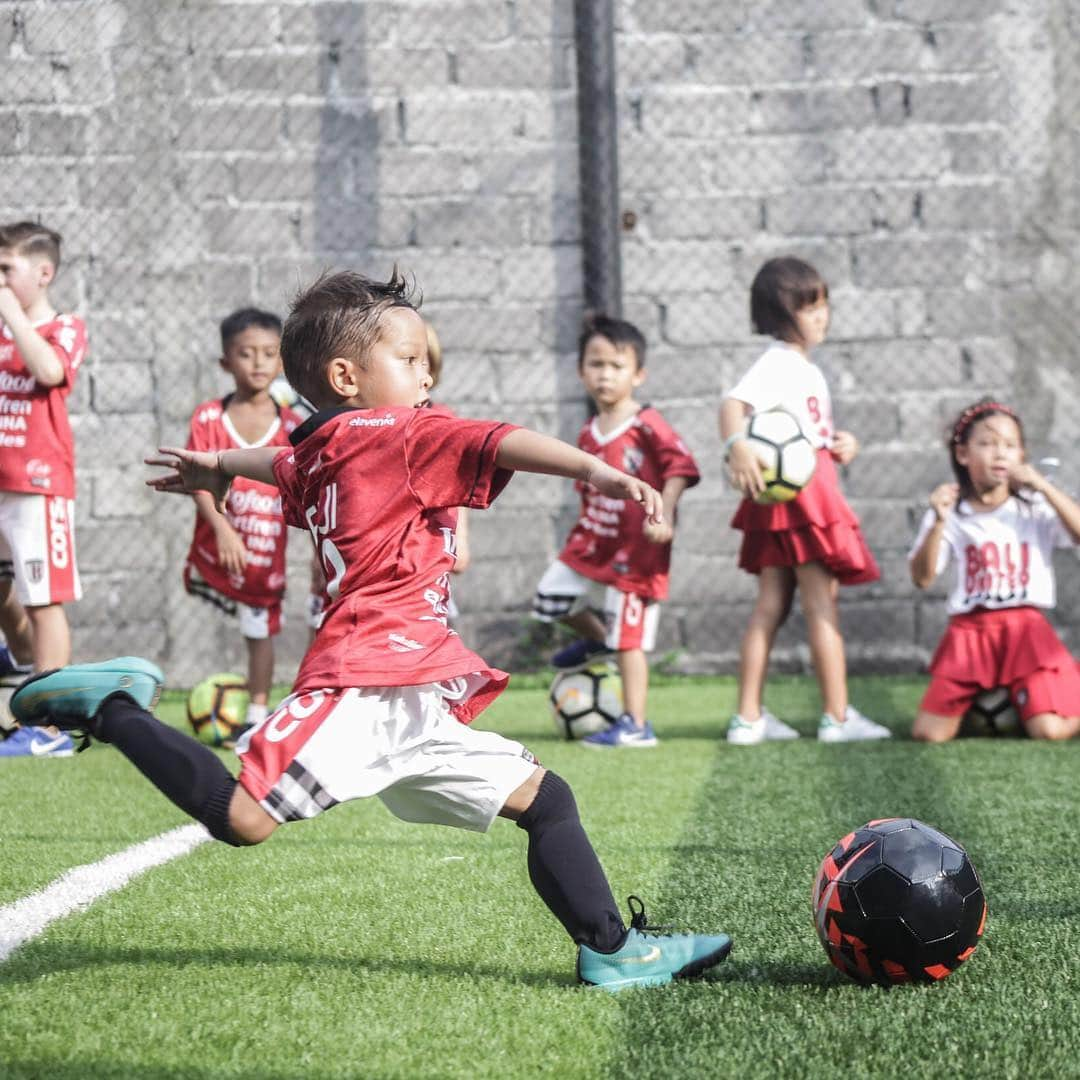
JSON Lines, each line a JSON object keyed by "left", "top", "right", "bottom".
{"left": 2, "top": 0, "right": 1078, "bottom": 685}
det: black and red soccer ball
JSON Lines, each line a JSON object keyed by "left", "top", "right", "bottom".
{"left": 813, "top": 818, "right": 986, "bottom": 986}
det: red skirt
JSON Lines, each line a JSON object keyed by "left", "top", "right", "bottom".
{"left": 731, "top": 449, "right": 880, "bottom": 585}
{"left": 923, "top": 606, "right": 1080, "bottom": 718}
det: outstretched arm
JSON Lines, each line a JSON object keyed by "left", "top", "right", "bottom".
{"left": 495, "top": 428, "right": 663, "bottom": 524}
{"left": 146, "top": 446, "right": 282, "bottom": 512}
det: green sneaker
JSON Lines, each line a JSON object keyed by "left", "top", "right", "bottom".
{"left": 577, "top": 896, "right": 732, "bottom": 991}
{"left": 11, "top": 657, "right": 165, "bottom": 731}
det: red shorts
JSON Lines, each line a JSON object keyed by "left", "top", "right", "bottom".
{"left": 732, "top": 450, "right": 879, "bottom": 585}
{"left": 920, "top": 606, "right": 1080, "bottom": 721}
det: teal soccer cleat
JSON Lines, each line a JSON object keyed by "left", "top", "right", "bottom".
{"left": 577, "top": 896, "right": 732, "bottom": 991}
{"left": 11, "top": 657, "right": 165, "bottom": 733}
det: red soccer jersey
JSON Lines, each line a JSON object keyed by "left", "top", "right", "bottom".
{"left": 558, "top": 405, "right": 700, "bottom": 600}
{"left": 0, "top": 314, "right": 87, "bottom": 497}
{"left": 184, "top": 397, "right": 302, "bottom": 607}
{"left": 273, "top": 406, "right": 518, "bottom": 721}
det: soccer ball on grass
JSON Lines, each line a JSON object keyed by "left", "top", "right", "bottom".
{"left": 744, "top": 408, "right": 817, "bottom": 504}
{"left": 813, "top": 817, "right": 986, "bottom": 986}
{"left": 549, "top": 664, "right": 623, "bottom": 740}
{"left": 960, "top": 686, "right": 1021, "bottom": 737}
{"left": 187, "top": 672, "right": 250, "bottom": 747}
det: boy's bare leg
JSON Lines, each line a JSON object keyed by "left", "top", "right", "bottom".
{"left": 1023, "top": 712, "right": 1080, "bottom": 740}
{"left": 0, "top": 581, "right": 34, "bottom": 664}
{"left": 228, "top": 783, "right": 278, "bottom": 843}
{"left": 737, "top": 566, "right": 794, "bottom": 719}
{"left": 616, "top": 647, "right": 648, "bottom": 727}
{"left": 912, "top": 710, "right": 963, "bottom": 742}
{"left": 26, "top": 603, "right": 71, "bottom": 670}
{"left": 498, "top": 764, "right": 545, "bottom": 820}
{"left": 244, "top": 635, "right": 273, "bottom": 707}
{"left": 563, "top": 608, "right": 606, "bottom": 642}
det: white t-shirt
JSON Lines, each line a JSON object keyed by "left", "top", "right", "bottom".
{"left": 725, "top": 340, "right": 834, "bottom": 448}
{"left": 908, "top": 495, "right": 1076, "bottom": 614}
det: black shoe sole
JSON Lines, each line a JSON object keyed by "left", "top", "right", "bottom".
{"left": 674, "top": 938, "right": 734, "bottom": 980}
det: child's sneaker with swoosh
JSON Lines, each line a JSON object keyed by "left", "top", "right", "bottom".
{"left": 0, "top": 726, "right": 75, "bottom": 758}
{"left": 10, "top": 657, "right": 165, "bottom": 747}
{"left": 577, "top": 896, "right": 732, "bottom": 991}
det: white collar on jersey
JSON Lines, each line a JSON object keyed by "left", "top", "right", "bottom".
{"left": 221, "top": 410, "right": 283, "bottom": 449}
{"left": 589, "top": 408, "right": 644, "bottom": 447}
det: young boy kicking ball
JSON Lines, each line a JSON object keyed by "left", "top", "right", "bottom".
{"left": 12, "top": 269, "right": 731, "bottom": 991}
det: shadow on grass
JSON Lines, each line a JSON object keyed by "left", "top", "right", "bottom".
{"left": 0, "top": 940, "right": 575, "bottom": 990}
{"left": 704, "top": 957, "right": 840, "bottom": 989}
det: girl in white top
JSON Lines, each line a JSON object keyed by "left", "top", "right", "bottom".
{"left": 721, "top": 257, "right": 888, "bottom": 745}
{"left": 909, "top": 399, "right": 1080, "bottom": 741}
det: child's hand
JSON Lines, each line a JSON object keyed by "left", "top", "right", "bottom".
{"left": 726, "top": 439, "right": 766, "bottom": 498}
{"left": 0, "top": 285, "right": 20, "bottom": 325}
{"left": 831, "top": 430, "right": 859, "bottom": 465}
{"left": 929, "top": 482, "right": 959, "bottom": 521}
{"left": 213, "top": 522, "right": 248, "bottom": 576}
{"left": 145, "top": 447, "right": 232, "bottom": 512}
{"left": 585, "top": 461, "right": 664, "bottom": 524}
{"left": 643, "top": 519, "right": 674, "bottom": 545}
{"left": 1008, "top": 462, "right": 1049, "bottom": 493}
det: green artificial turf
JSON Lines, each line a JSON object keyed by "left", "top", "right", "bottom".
{"left": 1, "top": 677, "right": 1078, "bottom": 1078}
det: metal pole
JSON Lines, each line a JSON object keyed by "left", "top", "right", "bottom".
{"left": 574, "top": 0, "right": 623, "bottom": 317}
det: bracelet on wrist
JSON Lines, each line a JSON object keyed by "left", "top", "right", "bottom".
{"left": 722, "top": 432, "right": 747, "bottom": 461}
{"left": 216, "top": 451, "right": 229, "bottom": 477}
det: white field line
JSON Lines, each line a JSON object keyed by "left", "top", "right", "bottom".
{"left": 0, "top": 823, "right": 212, "bottom": 963}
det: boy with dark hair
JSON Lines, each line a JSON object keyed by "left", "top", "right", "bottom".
{"left": 12, "top": 269, "right": 731, "bottom": 991}
{"left": 532, "top": 313, "right": 700, "bottom": 748}
{"left": 183, "top": 307, "right": 301, "bottom": 734}
{"left": 0, "top": 221, "right": 86, "bottom": 758}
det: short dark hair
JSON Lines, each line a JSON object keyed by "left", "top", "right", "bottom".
{"left": 578, "top": 312, "right": 647, "bottom": 369}
{"left": 281, "top": 268, "right": 420, "bottom": 405}
{"left": 0, "top": 221, "right": 62, "bottom": 270}
{"left": 219, "top": 307, "right": 282, "bottom": 352}
{"left": 750, "top": 256, "right": 828, "bottom": 344}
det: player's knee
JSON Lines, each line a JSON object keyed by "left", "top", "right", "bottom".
{"left": 1025, "top": 713, "right": 1073, "bottom": 741}
{"left": 516, "top": 771, "right": 579, "bottom": 834}
{"left": 205, "top": 780, "right": 276, "bottom": 846}
{"left": 911, "top": 715, "right": 954, "bottom": 743}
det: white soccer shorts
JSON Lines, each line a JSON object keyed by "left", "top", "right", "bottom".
{"left": 531, "top": 558, "right": 659, "bottom": 651}
{"left": 236, "top": 679, "right": 540, "bottom": 831}
{"left": 0, "top": 492, "right": 82, "bottom": 606}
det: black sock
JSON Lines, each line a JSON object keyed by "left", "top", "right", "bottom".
{"left": 94, "top": 693, "right": 241, "bottom": 845}
{"left": 516, "top": 771, "right": 626, "bottom": 952}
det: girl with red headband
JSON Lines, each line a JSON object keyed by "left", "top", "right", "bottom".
{"left": 909, "top": 398, "right": 1080, "bottom": 740}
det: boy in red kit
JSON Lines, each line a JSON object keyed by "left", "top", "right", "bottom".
{"left": 0, "top": 222, "right": 85, "bottom": 758}
{"left": 184, "top": 309, "right": 303, "bottom": 734}
{"left": 532, "top": 314, "right": 700, "bottom": 748}
{"left": 12, "top": 269, "right": 731, "bottom": 991}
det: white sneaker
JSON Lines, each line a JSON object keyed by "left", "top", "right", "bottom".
{"left": 762, "top": 710, "right": 800, "bottom": 741}
{"left": 727, "top": 714, "right": 765, "bottom": 745}
{"left": 818, "top": 706, "right": 892, "bottom": 743}
{"left": 727, "top": 710, "right": 800, "bottom": 745}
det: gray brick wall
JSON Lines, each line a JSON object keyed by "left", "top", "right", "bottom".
{"left": 1, "top": 0, "right": 1078, "bottom": 687}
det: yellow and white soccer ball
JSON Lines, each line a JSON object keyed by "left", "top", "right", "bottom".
{"left": 745, "top": 408, "right": 817, "bottom": 504}
{"left": 549, "top": 664, "right": 623, "bottom": 740}
{"left": 187, "top": 672, "right": 251, "bottom": 747}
